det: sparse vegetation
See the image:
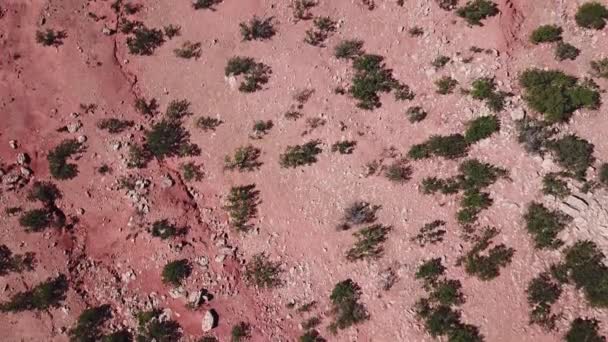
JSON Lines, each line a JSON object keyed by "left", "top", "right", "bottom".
{"left": 48, "top": 139, "right": 83, "bottom": 180}
{"left": 225, "top": 145, "right": 262, "bottom": 172}
{"left": 435, "top": 0, "right": 458, "bottom": 11}
{"left": 530, "top": 25, "right": 562, "bottom": 44}
{"left": 384, "top": 159, "right": 412, "bottom": 183}
{"left": 331, "top": 140, "right": 356, "bottom": 154}
{"left": 224, "top": 184, "right": 259, "bottom": 231}
{"left": 304, "top": 16, "right": 336, "bottom": 46}
{"left": 292, "top": 0, "right": 317, "bottom": 21}
{"left": 149, "top": 219, "right": 184, "bottom": 240}
{"left": 527, "top": 272, "right": 562, "bottom": 330}
{"left": 406, "top": 106, "right": 427, "bottom": 123}
{"left": 0, "top": 275, "right": 68, "bottom": 312}
{"left": 161, "top": 259, "right": 191, "bottom": 286}
{"left": 408, "top": 134, "right": 469, "bottom": 160}
{"left": 127, "top": 144, "right": 152, "bottom": 169}
{"left": 0, "top": 245, "right": 35, "bottom": 276}
{"left": 244, "top": 253, "right": 282, "bottom": 288}
{"left": 456, "top": 0, "right": 499, "bottom": 26}
{"left": 340, "top": 201, "right": 380, "bottom": 230}
{"left": 251, "top": 120, "right": 273, "bottom": 139}
{"left": 180, "top": 162, "right": 204, "bottom": 181}
{"left": 334, "top": 39, "right": 364, "bottom": 60}
{"left": 163, "top": 24, "right": 181, "bottom": 39}
{"left": 127, "top": 26, "right": 165, "bottom": 55}
{"left": 457, "top": 227, "right": 514, "bottom": 280}
{"left": 411, "top": 220, "right": 447, "bottom": 247}
{"left": 279, "top": 140, "right": 322, "bottom": 168}
{"left": 145, "top": 119, "right": 200, "bottom": 160}
{"left": 600, "top": 163, "right": 608, "bottom": 186}
{"left": 548, "top": 134, "right": 595, "bottom": 179}
{"left": 435, "top": 76, "right": 458, "bottom": 95}
{"left": 225, "top": 56, "right": 272, "bottom": 92}
{"left": 174, "top": 41, "right": 202, "bottom": 59}
{"left": 240, "top": 16, "right": 275, "bottom": 41}
{"left": 575, "top": 2, "right": 608, "bottom": 30}
{"left": 97, "top": 118, "right": 134, "bottom": 134}
{"left": 36, "top": 29, "right": 66, "bottom": 47}
{"left": 464, "top": 115, "right": 500, "bottom": 143}
{"left": 231, "top": 322, "right": 251, "bottom": 342}
{"left": 524, "top": 202, "right": 572, "bottom": 249}
{"left": 166, "top": 100, "right": 193, "bottom": 120}
{"left": 328, "top": 279, "right": 369, "bottom": 333}
{"left": 469, "top": 77, "right": 507, "bottom": 112}
{"left": 346, "top": 224, "right": 391, "bottom": 261}
{"left": 565, "top": 318, "right": 606, "bottom": 342}
{"left": 431, "top": 55, "right": 451, "bottom": 69}
{"left": 555, "top": 42, "right": 580, "bottom": 61}
{"left": 135, "top": 97, "right": 159, "bottom": 116}
{"left": 591, "top": 58, "right": 608, "bottom": 78}
{"left": 516, "top": 118, "right": 555, "bottom": 155}
{"left": 542, "top": 173, "right": 571, "bottom": 198}
{"left": 136, "top": 309, "right": 182, "bottom": 342}
{"left": 193, "top": 0, "right": 222, "bottom": 10}
{"left": 196, "top": 116, "right": 223, "bottom": 131}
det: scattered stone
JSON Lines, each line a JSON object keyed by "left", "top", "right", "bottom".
{"left": 161, "top": 174, "right": 174, "bottom": 188}
{"left": 201, "top": 309, "right": 217, "bottom": 332}
{"left": 16, "top": 153, "right": 28, "bottom": 165}
{"left": 9, "top": 140, "right": 17, "bottom": 149}
{"left": 77, "top": 135, "right": 87, "bottom": 143}
{"left": 67, "top": 121, "right": 82, "bottom": 133}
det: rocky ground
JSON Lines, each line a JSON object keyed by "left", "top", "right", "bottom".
{"left": 1, "top": 0, "right": 608, "bottom": 341}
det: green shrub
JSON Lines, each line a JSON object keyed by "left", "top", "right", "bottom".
{"left": 430, "top": 279, "right": 464, "bottom": 306}
{"left": 530, "top": 25, "right": 562, "bottom": 44}
{"left": 457, "top": 189, "right": 492, "bottom": 224}
{"left": 565, "top": 318, "right": 605, "bottom": 342}
{"left": 165, "top": 99, "right": 193, "bottom": 120}
{"left": 575, "top": 2, "right": 608, "bottom": 29}
{"left": 421, "top": 177, "right": 460, "bottom": 194}
{"left": 555, "top": 42, "right": 580, "bottom": 61}
{"left": 97, "top": 118, "right": 134, "bottom": 134}
{"left": 136, "top": 309, "right": 182, "bottom": 342}
{"left": 225, "top": 56, "right": 272, "bottom": 92}
{"left": 416, "top": 304, "right": 462, "bottom": 337}
{"left": 469, "top": 77, "right": 507, "bottom": 112}
{"left": 174, "top": 41, "right": 202, "bottom": 59}
{"left": 524, "top": 202, "right": 571, "bottom": 249}
{"left": 0, "top": 245, "right": 35, "bottom": 276}
{"left": 127, "top": 27, "right": 165, "bottom": 55}
{"left": 48, "top": 139, "right": 83, "bottom": 180}
{"left": 526, "top": 272, "right": 562, "bottom": 330}
{"left": 304, "top": 16, "right": 336, "bottom": 46}
{"left": 0, "top": 275, "right": 68, "bottom": 312}
{"left": 224, "top": 145, "right": 262, "bottom": 171}
{"left": 244, "top": 254, "right": 282, "bottom": 288}
{"left": 180, "top": 162, "right": 204, "bottom": 181}
{"left": 196, "top": 116, "right": 223, "bottom": 131}
{"left": 251, "top": 120, "right": 273, "bottom": 138}
{"left": 19, "top": 209, "right": 53, "bottom": 232}
{"left": 292, "top": 0, "right": 317, "bottom": 20}
{"left": 431, "top": 55, "right": 451, "bottom": 69}
{"left": 564, "top": 240, "right": 608, "bottom": 307}
{"left": 464, "top": 115, "right": 500, "bottom": 143}
{"left": 348, "top": 54, "right": 400, "bottom": 109}
{"left": 36, "top": 29, "right": 66, "bottom": 47}
{"left": 416, "top": 258, "right": 446, "bottom": 285}
{"left": 384, "top": 159, "right": 412, "bottom": 183}
{"left": 591, "top": 58, "right": 608, "bottom": 78}
{"left": 224, "top": 184, "right": 259, "bottom": 231}
{"left": 458, "top": 227, "right": 514, "bottom": 280}
{"left": 408, "top": 134, "right": 469, "bottom": 160}
{"left": 135, "top": 97, "right": 159, "bottom": 116}
{"left": 331, "top": 140, "right": 357, "bottom": 154}
{"left": 240, "top": 16, "right": 275, "bottom": 41}
{"left": 334, "top": 39, "right": 364, "bottom": 59}
{"left": 542, "top": 173, "right": 570, "bottom": 198}
{"left": 161, "top": 259, "right": 191, "bottom": 286}
{"left": 299, "top": 329, "right": 324, "bottom": 342}
{"left": 458, "top": 159, "right": 507, "bottom": 190}
{"left": 435, "top": 0, "right": 458, "bottom": 11}
{"left": 456, "top": 0, "right": 499, "bottom": 26}
{"left": 231, "top": 322, "right": 251, "bottom": 342}
{"left": 600, "top": 163, "right": 608, "bottom": 186}
{"left": 193, "top": 0, "right": 222, "bottom": 10}
{"left": 163, "top": 24, "right": 181, "bottom": 39}
{"left": 549, "top": 134, "right": 595, "bottom": 179}
{"left": 328, "top": 279, "right": 369, "bottom": 333}
{"left": 411, "top": 220, "right": 447, "bottom": 247}
{"left": 127, "top": 144, "right": 152, "bottom": 169}
{"left": 69, "top": 305, "right": 112, "bottom": 342}
{"left": 279, "top": 140, "right": 322, "bottom": 168}
{"left": 149, "top": 219, "right": 184, "bottom": 239}
{"left": 301, "top": 317, "right": 321, "bottom": 330}
{"left": 145, "top": 119, "right": 199, "bottom": 160}
{"left": 519, "top": 69, "right": 600, "bottom": 123}
{"left": 27, "top": 181, "right": 61, "bottom": 204}
{"left": 346, "top": 224, "right": 391, "bottom": 261}
{"left": 406, "top": 106, "right": 427, "bottom": 123}
{"left": 102, "top": 330, "right": 133, "bottom": 342}
{"left": 435, "top": 76, "right": 458, "bottom": 95}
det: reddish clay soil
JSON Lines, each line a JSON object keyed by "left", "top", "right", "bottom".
{"left": 2, "top": 0, "right": 608, "bottom": 341}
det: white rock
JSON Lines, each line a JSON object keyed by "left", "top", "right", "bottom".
{"left": 201, "top": 310, "right": 216, "bottom": 332}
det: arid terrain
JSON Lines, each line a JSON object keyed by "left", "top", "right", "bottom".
{"left": 2, "top": 0, "right": 608, "bottom": 341}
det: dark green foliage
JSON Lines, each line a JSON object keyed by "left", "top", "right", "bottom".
{"left": 225, "top": 56, "right": 272, "bottom": 92}
{"left": 97, "top": 118, "right": 134, "bottom": 134}
{"left": 384, "top": 159, "right": 412, "bottom": 183}
{"left": 163, "top": 25, "right": 181, "bottom": 39}
{"left": 244, "top": 253, "right": 282, "bottom": 288}
{"left": 196, "top": 116, "right": 223, "bottom": 131}
{"left": 457, "top": 189, "right": 492, "bottom": 224}
{"left": 299, "top": 329, "right": 325, "bottom": 342}
{"left": 406, "top": 106, "right": 427, "bottom": 123}
{"left": 457, "top": 227, "right": 514, "bottom": 280}
{"left": 526, "top": 272, "right": 562, "bottom": 330}
{"left": 416, "top": 258, "right": 446, "bottom": 285}
{"left": 193, "top": 0, "right": 222, "bottom": 10}
{"left": 331, "top": 140, "right": 357, "bottom": 154}
{"left": 435, "top": 76, "right": 458, "bottom": 95}
{"left": 555, "top": 42, "right": 580, "bottom": 61}
{"left": 600, "top": 163, "right": 608, "bottom": 186}
{"left": 469, "top": 78, "right": 507, "bottom": 112}
{"left": 165, "top": 99, "right": 193, "bottom": 120}
{"left": 457, "top": 159, "right": 508, "bottom": 190}
{"left": 542, "top": 173, "right": 570, "bottom": 198}
{"left": 575, "top": 2, "right": 608, "bottom": 29}
{"left": 0, "top": 245, "right": 35, "bottom": 276}
{"left": 0, "top": 275, "right": 68, "bottom": 312}
{"left": 430, "top": 279, "right": 464, "bottom": 306}
{"left": 524, "top": 202, "right": 571, "bottom": 249}
{"left": 240, "top": 16, "right": 275, "bottom": 41}
{"left": 348, "top": 54, "right": 401, "bottom": 109}
{"left": 231, "top": 322, "right": 251, "bottom": 342}
{"left": 149, "top": 219, "right": 184, "bottom": 240}
{"left": 127, "top": 144, "right": 152, "bottom": 169}
{"left": 411, "top": 220, "right": 447, "bottom": 246}
{"left": 435, "top": 0, "right": 458, "bottom": 11}
{"left": 565, "top": 318, "right": 606, "bottom": 342}
{"left": 69, "top": 305, "right": 112, "bottom": 342}
{"left": 19, "top": 208, "right": 53, "bottom": 232}
{"left": 224, "top": 184, "right": 259, "bottom": 231}
{"left": 224, "top": 145, "right": 262, "bottom": 171}
{"left": 549, "top": 134, "right": 595, "bottom": 179}
{"left": 161, "top": 259, "right": 191, "bottom": 286}
{"left": 136, "top": 309, "right": 182, "bottom": 342}
{"left": 328, "top": 279, "right": 369, "bottom": 332}
{"left": 394, "top": 83, "right": 415, "bottom": 101}
{"left": 145, "top": 120, "right": 199, "bottom": 160}
{"left": 304, "top": 17, "right": 336, "bottom": 46}
{"left": 408, "top": 134, "right": 469, "bottom": 160}
{"left": 103, "top": 330, "right": 133, "bottom": 342}
{"left": 28, "top": 181, "right": 61, "bottom": 204}
{"left": 530, "top": 25, "right": 562, "bottom": 44}
{"left": 420, "top": 304, "right": 462, "bottom": 337}
{"left": 119, "top": 19, "right": 143, "bottom": 34}
{"left": 564, "top": 240, "right": 608, "bottom": 307}
{"left": 301, "top": 316, "right": 321, "bottom": 330}
{"left": 519, "top": 69, "right": 600, "bottom": 123}
{"left": 36, "top": 29, "right": 66, "bottom": 47}
{"left": 180, "top": 162, "right": 203, "bottom": 181}
{"left": 127, "top": 27, "right": 164, "bottom": 55}
{"left": 292, "top": 0, "right": 317, "bottom": 21}
{"left": 464, "top": 115, "right": 500, "bottom": 143}
{"left": 279, "top": 140, "right": 322, "bottom": 168}
{"left": 431, "top": 55, "right": 451, "bottom": 69}
{"left": 334, "top": 40, "right": 364, "bottom": 59}
{"left": 421, "top": 177, "right": 461, "bottom": 195}
{"left": 456, "top": 0, "right": 499, "bottom": 26}
{"left": 591, "top": 58, "right": 608, "bottom": 78}
{"left": 346, "top": 224, "right": 391, "bottom": 261}
{"left": 48, "top": 139, "right": 83, "bottom": 180}
{"left": 135, "top": 97, "right": 159, "bottom": 116}
{"left": 174, "top": 41, "right": 202, "bottom": 59}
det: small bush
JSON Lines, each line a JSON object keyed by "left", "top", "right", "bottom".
{"left": 430, "top": 279, "right": 464, "bottom": 306}
{"left": 600, "top": 163, "right": 608, "bottom": 186}
{"left": 304, "top": 17, "right": 336, "bottom": 46}
{"left": 565, "top": 318, "right": 605, "bottom": 342}
{"left": 458, "top": 227, "right": 514, "bottom": 280}
{"left": 431, "top": 55, "right": 451, "bottom": 69}
{"left": 279, "top": 140, "right": 322, "bottom": 168}
{"left": 97, "top": 118, "right": 134, "bottom": 134}
{"left": 555, "top": 42, "right": 580, "bottom": 61}
{"left": 224, "top": 184, "right": 259, "bottom": 231}
{"left": 145, "top": 119, "right": 199, "bottom": 160}
{"left": 224, "top": 145, "right": 262, "bottom": 172}
{"left": 127, "top": 144, "right": 152, "bottom": 169}
{"left": 526, "top": 272, "right": 562, "bottom": 330}
{"left": 193, "top": 0, "right": 222, "bottom": 10}
{"left": 328, "top": 279, "right": 369, "bottom": 333}
{"left": 244, "top": 253, "right": 282, "bottom": 288}
{"left": 348, "top": 54, "right": 401, "bottom": 109}
{"left": 411, "top": 220, "right": 447, "bottom": 247}
{"left": 334, "top": 40, "right": 364, "bottom": 59}
{"left": 149, "top": 219, "right": 184, "bottom": 239}
{"left": 127, "top": 27, "right": 165, "bottom": 55}
{"left": 416, "top": 258, "right": 446, "bottom": 285}
{"left": 563, "top": 240, "right": 608, "bottom": 307}
{"left": 331, "top": 140, "right": 357, "bottom": 154}
{"left": 174, "top": 41, "right": 202, "bottom": 59}
{"left": 0, "top": 275, "right": 68, "bottom": 312}
{"left": 163, "top": 24, "right": 181, "bottom": 39}
{"left": 408, "top": 134, "right": 469, "bottom": 160}
{"left": 524, "top": 202, "right": 572, "bottom": 249}
{"left": 384, "top": 159, "right": 412, "bottom": 183}
{"left": 464, "top": 115, "right": 500, "bottom": 143}
{"left": 456, "top": 0, "right": 499, "bottom": 26}
{"left": 136, "top": 309, "right": 182, "bottom": 342}
{"left": 406, "top": 106, "right": 427, "bottom": 123}
{"left": 69, "top": 305, "right": 112, "bottom": 342}
{"left": 435, "top": 76, "right": 458, "bottom": 95}
{"left": 575, "top": 2, "right": 608, "bottom": 29}
{"left": 435, "top": 0, "right": 458, "bottom": 11}
{"left": 161, "top": 259, "right": 191, "bottom": 286}
{"left": 180, "top": 162, "right": 204, "bottom": 181}
{"left": 549, "top": 134, "right": 595, "bottom": 179}
{"left": 341, "top": 201, "right": 380, "bottom": 229}
{"left": 251, "top": 120, "right": 273, "bottom": 138}
{"left": 19, "top": 209, "right": 53, "bottom": 232}
{"left": 135, "top": 97, "right": 159, "bottom": 116}
{"left": 591, "top": 58, "right": 608, "bottom": 78}
{"left": 299, "top": 329, "right": 325, "bottom": 342}
{"left": 196, "top": 116, "right": 223, "bottom": 131}
{"left": 469, "top": 77, "right": 507, "bottom": 111}
{"left": 530, "top": 25, "right": 562, "bottom": 44}
{"left": 36, "top": 29, "right": 66, "bottom": 47}
{"left": 240, "top": 16, "right": 275, "bottom": 41}
{"left": 48, "top": 139, "right": 83, "bottom": 180}
{"left": 458, "top": 159, "right": 507, "bottom": 190}
{"left": 346, "top": 224, "right": 391, "bottom": 261}
{"left": 165, "top": 99, "right": 193, "bottom": 120}
{"left": 225, "top": 56, "right": 272, "bottom": 92}
{"left": 28, "top": 181, "right": 61, "bottom": 204}
{"left": 542, "top": 173, "right": 570, "bottom": 198}
{"left": 0, "top": 245, "right": 35, "bottom": 276}
{"left": 292, "top": 0, "right": 317, "bottom": 21}
{"left": 231, "top": 322, "right": 251, "bottom": 342}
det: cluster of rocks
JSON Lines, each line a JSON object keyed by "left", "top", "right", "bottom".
{"left": 124, "top": 178, "right": 151, "bottom": 214}
{"left": 1, "top": 145, "right": 32, "bottom": 191}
